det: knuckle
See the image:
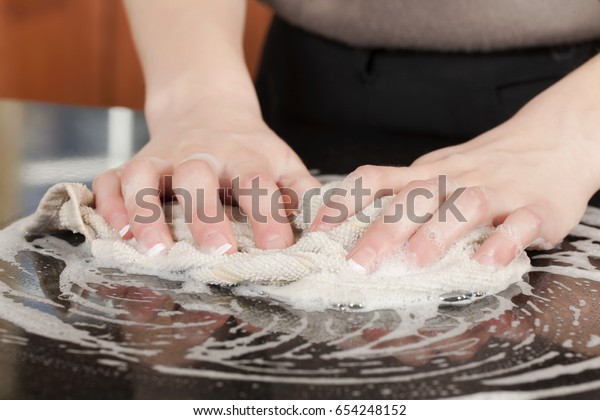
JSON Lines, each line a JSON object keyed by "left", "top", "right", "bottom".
{"left": 411, "top": 155, "right": 429, "bottom": 166}
{"left": 92, "top": 174, "right": 108, "bottom": 191}
{"left": 352, "top": 164, "right": 382, "bottom": 182}
{"left": 442, "top": 153, "right": 468, "bottom": 168}
{"left": 92, "top": 168, "right": 119, "bottom": 190}
{"left": 461, "top": 186, "right": 488, "bottom": 211}
{"left": 122, "top": 158, "right": 156, "bottom": 178}
{"left": 406, "top": 179, "right": 437, "bottom": 193}
{"left": 174, "top": 159, "right": 213, "bottom": 181}
{"left": 441, "top": 176, "right": 460, "bottom": 191}
{"left": 519, "top": 206, "right": 544, "bottom": 230}
{"left": 238, "top": 172, "right": 272, "bottom": 189}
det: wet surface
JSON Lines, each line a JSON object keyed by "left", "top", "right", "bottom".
{"left": 1, "top": 100, "right": 600, "bottom": 399}
{"left": 1, "top": 223, "right": 600, "bottom": 399}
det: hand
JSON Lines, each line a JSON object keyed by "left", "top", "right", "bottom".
{"left": 311, "top": 96, "right": 600, "bottom": 270}
{"left": 93, "top": 106, "right": 320, "bottom": 256}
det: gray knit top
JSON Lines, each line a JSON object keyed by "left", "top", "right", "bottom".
{"left": 261, "top": 0, "right": 600, "bottom": 51}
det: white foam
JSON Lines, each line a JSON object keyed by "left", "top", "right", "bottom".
{"left": 2, "top": 204, "right": 600, "bottom": 397}
{"left": 232, "top": 227, "right": 530, "bottom": 312}
{"left": 587, "top": 335, "right": 600, "bottom": 348}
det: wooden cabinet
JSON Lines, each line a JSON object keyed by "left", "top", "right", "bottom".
{"left": 0, "top": 0, "right": 272, "bottom": 109}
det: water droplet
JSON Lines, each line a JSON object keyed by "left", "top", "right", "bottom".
{"left": 331, "top": 290, "right": 366, "bottom": 311}
{"left": 439, "top": 290, "right": 485, "bottom": 305}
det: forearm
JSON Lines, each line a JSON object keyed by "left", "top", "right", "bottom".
{"left": 492, "top": 53, "right": 600, "bottom": 194}
{"left": 513, "top": 54, "right": 600, "bottom": 161}
{"left": 124, "top": 0, "right": 261, "bottom": 132}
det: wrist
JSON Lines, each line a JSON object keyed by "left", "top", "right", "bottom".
{"left": 144, "top": 73, "right": 263, "bottom": 134}
{"left": 509, "top": 70, "right": 600, "bottom": 192}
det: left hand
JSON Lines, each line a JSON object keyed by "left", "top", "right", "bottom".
{"left": 310, "top": 91, "right": 600, "bottom": 271}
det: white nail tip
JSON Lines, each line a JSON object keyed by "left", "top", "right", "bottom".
{"left": 348, "top": 259, "right": 367, "bottom": 274}
{"left": 145, "top": 243, "right": 166, "bottom": 257}
{"left": 118, "top": 225, "right": 131, "bottom": 238}
{"left": 212, "top": 243, "right": 233, "bottom": 256}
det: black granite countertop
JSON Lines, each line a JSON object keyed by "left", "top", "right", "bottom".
{"left": 1, "top": 100, "right": 599, "bottom": 399}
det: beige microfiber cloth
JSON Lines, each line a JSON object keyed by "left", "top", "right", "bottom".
{"left": 25, "top": 183, "right": 530, "bottom": 301}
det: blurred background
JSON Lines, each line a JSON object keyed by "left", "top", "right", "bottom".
{"left": 0, "top": 0, "right": 273, "bottom": 108}
{"left": 0, "top": 0, "right": 273, "bottom": 226}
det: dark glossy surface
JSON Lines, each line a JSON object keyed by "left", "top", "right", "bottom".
{"left": 1, "top": 100, "right": 600, "bottom": 399}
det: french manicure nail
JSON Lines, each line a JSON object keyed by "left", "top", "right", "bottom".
{"left": 212, "top": 243, "right": 233, "bottom": 256}
{"left": 145, "top": 243, "right": 166, "bottom": 257}
{"left": 348, "top": 259, "right": 367, "bottom": 274}
{"left": 118, "top": 224, "right": 131, "bottom": 238}
{"left": 202, "top": 232, "right": 233, "bottom": 255}
{"left": 347, "top": 247, "right": 377, "bottom": 271}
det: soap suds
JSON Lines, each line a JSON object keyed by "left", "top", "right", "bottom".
{"left": 587, "top": 335, "right": 600, "bottom": 348}
{"left": 1, "top": 197, "right": 600, "bottom": 398}
{"left": 21, "top": 182, "right": 531, "bottom": 312}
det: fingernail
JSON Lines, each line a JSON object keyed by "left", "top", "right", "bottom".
{"left": 348, "top": 259, "right": 367, "bottom": 274}
{"left": 347, "top": 247, "right": 377, "bottom": 271}
{"left": 138, "top": 229, "right": 170, "bottom": 255}
{"left": 264, "top": 234, "right": 288, "bottom": 250}
{"left": 110, "top": 213, "right": 129, "bottom": 231}
{"left": 406, "top": 252, "right": 419, "bottom": 267}
{"left": 476, "top": 254, "right": 498, "bottom": 267}
{"left": 118, "top": 224, "right": 131, "bottom": 238}
{"left": 203, "top": 232, "right": 233, "bottom": 255}
{"left": 212, "top": 243, "right": 233, "bottom": 256}
{"left": 145, "top": 243, "right": 166, "bottom": 257}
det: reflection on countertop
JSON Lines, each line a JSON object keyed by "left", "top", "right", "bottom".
{"left": 1, "top": 100, "right": 600, "bottom": 399}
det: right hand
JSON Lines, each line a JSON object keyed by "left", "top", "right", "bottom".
{"left": 92, "top": 107, "right": 320, "bottom": 256}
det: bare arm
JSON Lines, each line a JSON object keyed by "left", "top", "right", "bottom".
{"left": 124, "top": 0, "right": 260, "bottom": 132}
{"left": 93, "top": 0, "right": 319, "bottom": 256}
{"left": 313, "top": 54, "right": 600, "bottom": 270}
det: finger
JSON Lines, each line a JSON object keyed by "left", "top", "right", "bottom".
{"left": 279, "top": 156, "right": 322, "bottom": 199}
{"left": 172, "top": 158, "right": 237, "bottom": 255}
{"left": 233, "top": 168, "right": 294, "bottom": 250}
{"left": 92, "top": 168, "right": 132, "bottom": 239}
{"left": 121, "top": 158, "right": 173, "bottom": 255}
{"left": 278, "top": 165, "right": 322, "bottom": 215}
{"left": 311, "top": 165, "right": 424, "bottom": 232}
{"left": 411, "top": 144, "right": 463, "bottom": 166}
{"left": 406, "top": 186, "right": 492, "bottom": 267}
{"left": 346, "top": 179, "right": 443, "bottom": 272}
{"left": 472, "top": 205, "right": 543, "bottom": 267}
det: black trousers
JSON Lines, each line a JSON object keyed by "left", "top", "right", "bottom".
{"left": 256, "top": 17, "right": 600, "bottom": 174}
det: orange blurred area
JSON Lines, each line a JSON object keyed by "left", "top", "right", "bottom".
{"left": 0, "top": 0, "right": 272, "bottom": 109}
